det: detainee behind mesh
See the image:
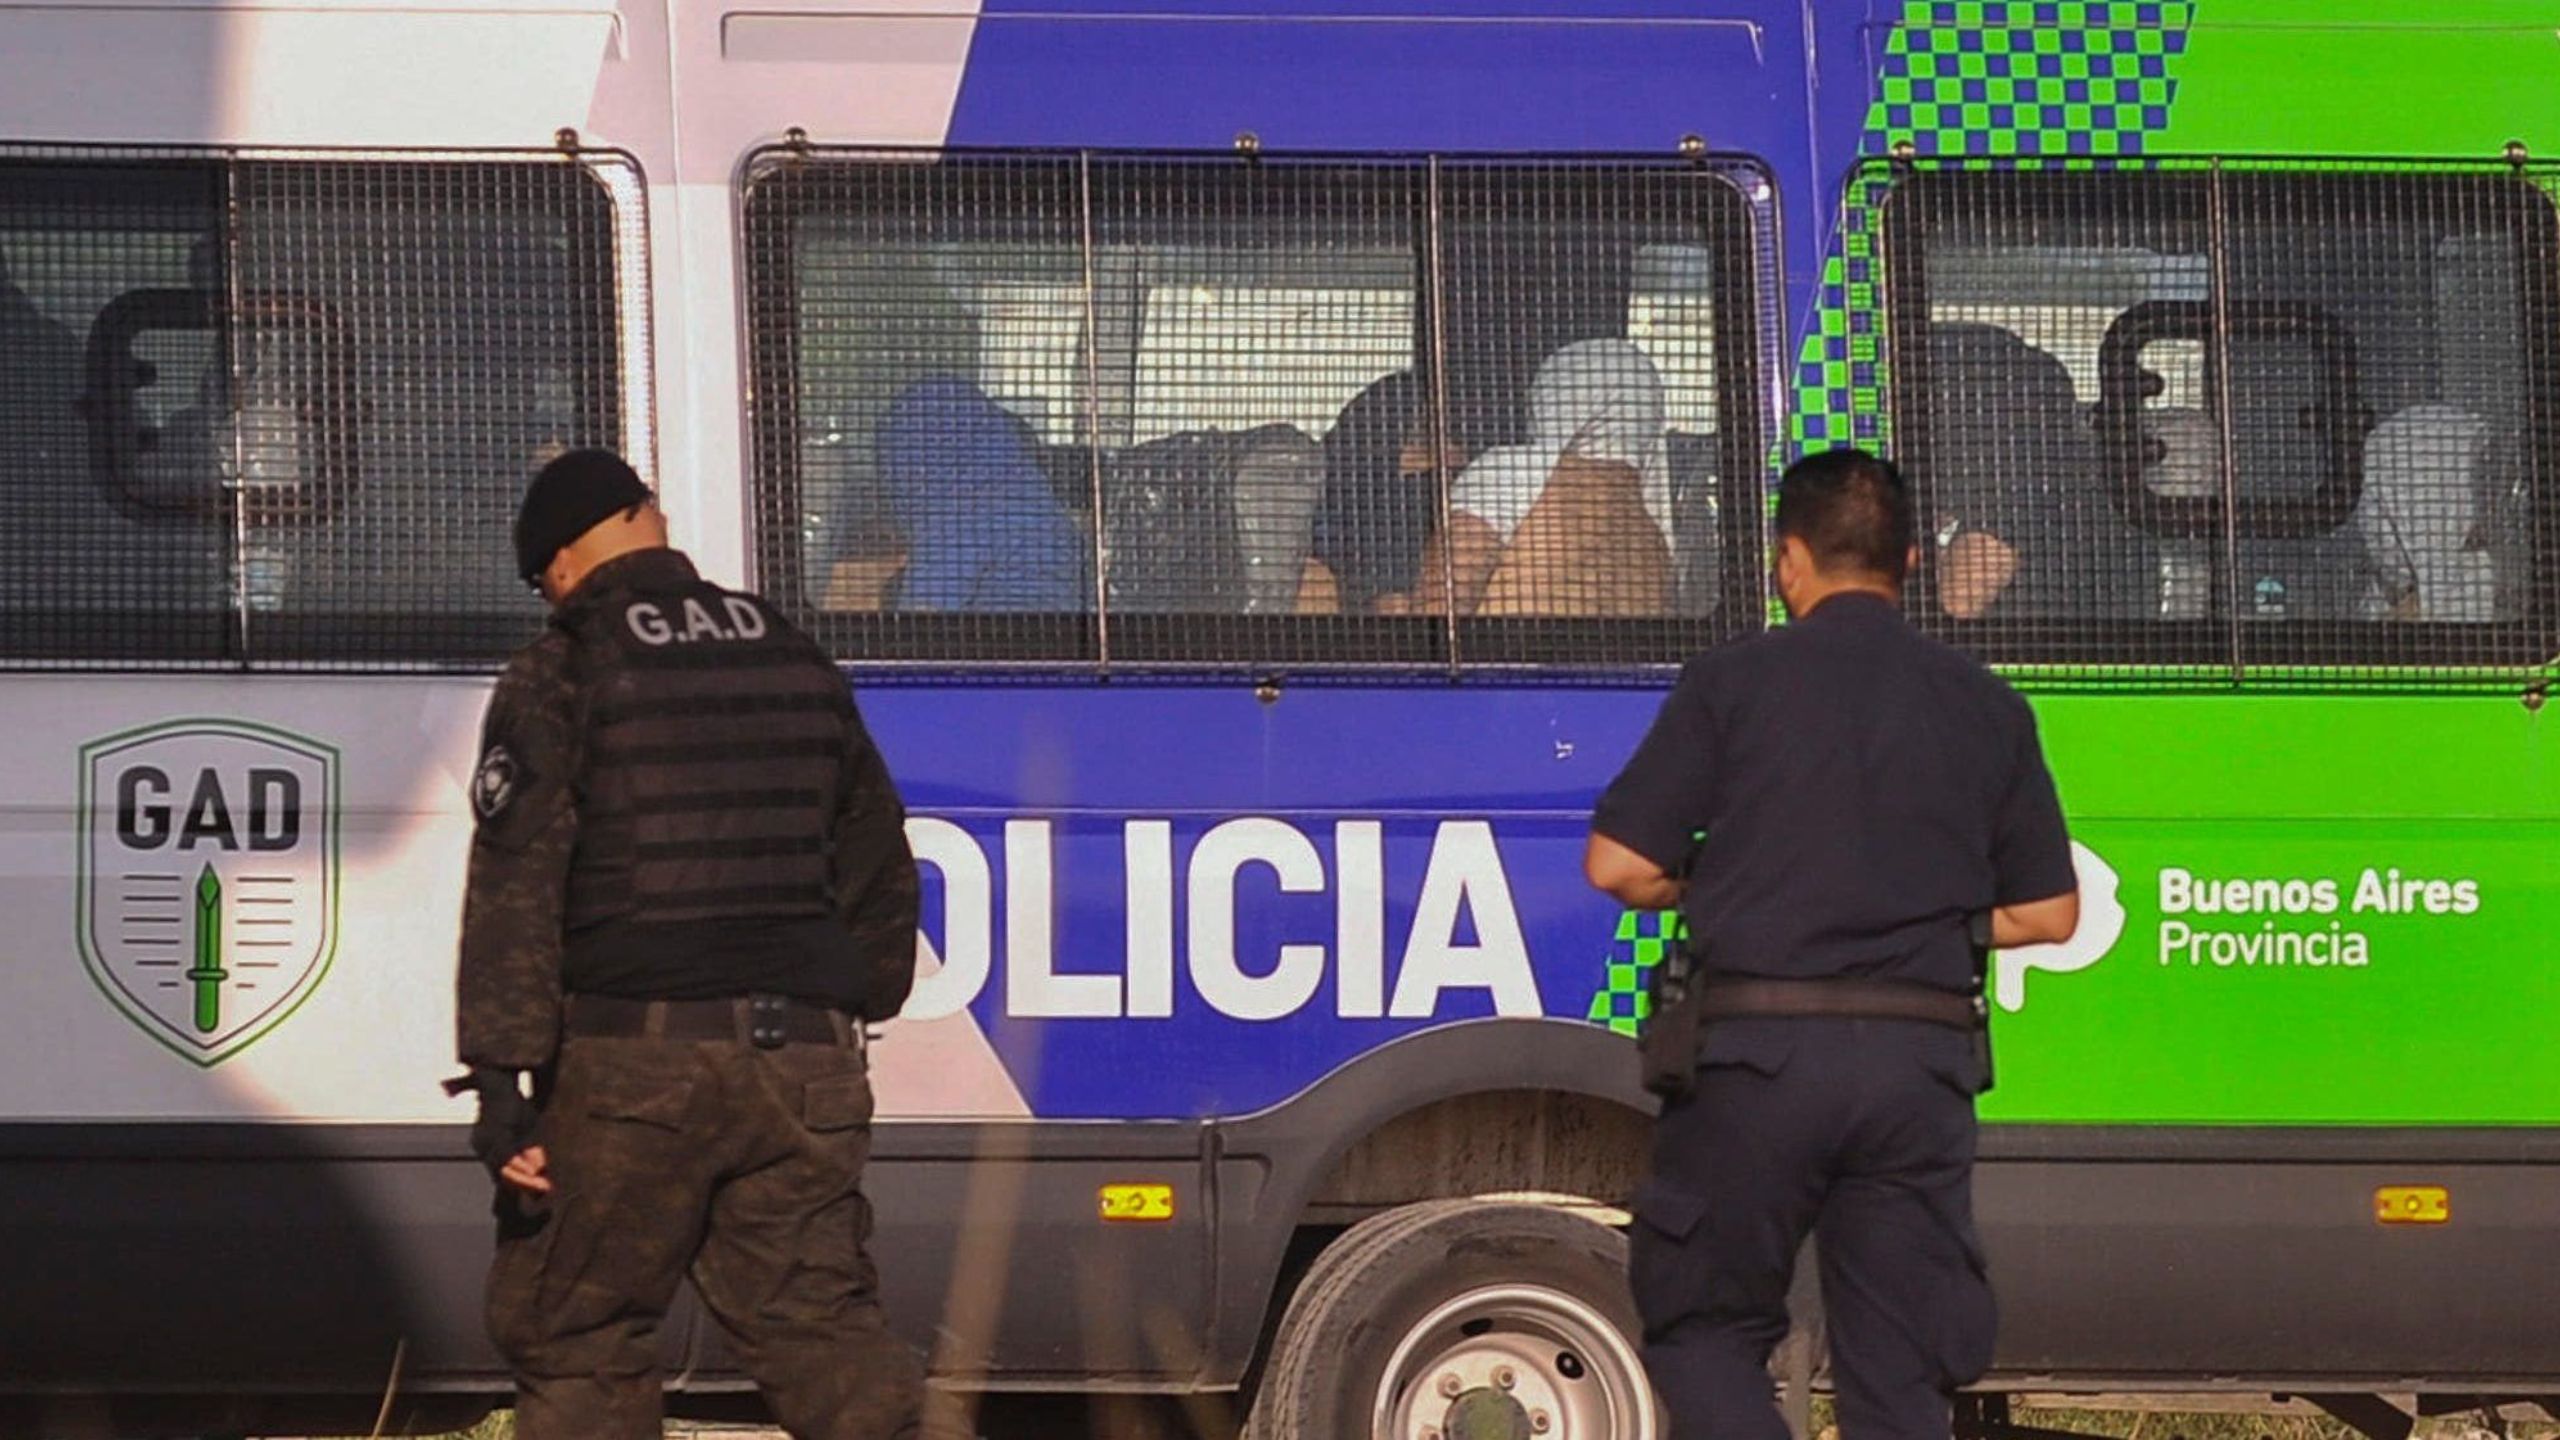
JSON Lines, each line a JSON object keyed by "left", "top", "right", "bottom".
{"left": 745, "top": 151, "right": 1773, "bottom": 670}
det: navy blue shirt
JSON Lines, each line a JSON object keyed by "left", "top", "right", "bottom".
{"left": 1591, "top": 592, "right": 2077, "bottom": 993}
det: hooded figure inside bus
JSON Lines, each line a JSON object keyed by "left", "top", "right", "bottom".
{"left": 1313, "top": 368, "right": 1467, "bottom": 614}
{"left": 2356, "top": 402, "right": 2498, "bottom": 624}
{"left": 1926, "top": 321, "right": 2159, "bottom": 626}
{"left": 1388, "top": 337, "right": 1676, "bottom": 617}
{"left": 869, "top": 375, "right": 1089, "bottom": 614}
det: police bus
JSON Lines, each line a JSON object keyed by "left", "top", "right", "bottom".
{"left": 1, "top": 2, "right": 2553, "bottom": 1437}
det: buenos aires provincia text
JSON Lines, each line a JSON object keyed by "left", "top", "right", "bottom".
{"left": 2157, "top": 866, "right": 2483, "bottom": 970}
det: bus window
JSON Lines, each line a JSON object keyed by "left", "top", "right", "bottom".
{"left": 1926, "top": 248, "right": 2209, "bottom": 404}
{"left": 0, "top": 152, "right": 636, "bottom": 669}
{"left": 747, "top": 157, "right": 1094, "bottom": 661}
{"left": 1876, "top": 160, "right": 2560, "bottom": 678}
{"left": 1122, "top": 255, "right": 1412, "bottom": 621}
{"left": 786, "top": 233, "right": 1086, "bottom": 625}
{"left": 0, "top": 161, "right": 228, "bottom": 663}
{"left": 744, "top": 153, "right": 1431, "bottom": 664}
{"left": 742, "top": 150, "right": 1776, "bottom": 672}
{"left": 1900, "top": 239, "right": 2196, "bottom": 638}
{"left": 1129, "top": 271, "right": 1411, "bottom": 445}
{"left": 1628, "top": 244, "right": 1721, "bottom": 435}
{"left": 794, "top": 242, "right": 1411, "bottom": 628}
{"left": 1083, "top": 160, "right": 1423, "bottom": 657}
{"left": 2215, "top": 173, "right": 2545, "bottom": 659}
{"left": 1434, "top": 164, "right": 1769, "bottom": 657}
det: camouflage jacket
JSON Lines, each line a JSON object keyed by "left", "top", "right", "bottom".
{"left": 455, "top": 551, "right": 920, "bottom": 1070}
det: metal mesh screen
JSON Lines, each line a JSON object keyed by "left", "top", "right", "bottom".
{"left": 1866, "top": 155, "right": 2560, "bottom": 689}
{"left": 741, "top": 147, "right": 1778, "bottom": 676}
{"left": 1437, "top": 161, "right": 1774, "bottom": 669}
{"left": 0, "top": 147, "right": 645, "bottom": 670}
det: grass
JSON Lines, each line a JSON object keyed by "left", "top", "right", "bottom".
{"left": 1991, "top": 1407, "right": 2557, "bottom": 1440}
{"left": 411, "top": 1418, "right": 511, "bottom": 1440}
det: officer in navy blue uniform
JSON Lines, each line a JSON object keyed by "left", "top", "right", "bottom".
{"left": 1586, "top": 448, "right": 2083, "bottom": 1440}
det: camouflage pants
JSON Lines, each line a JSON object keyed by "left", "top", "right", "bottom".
{"left": 486, "top": 1031, "right": 925, "bottom": 1440}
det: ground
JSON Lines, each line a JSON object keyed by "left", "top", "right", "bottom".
{"left": 348, "top": 1396, "right": 2560, "bottom": 1440}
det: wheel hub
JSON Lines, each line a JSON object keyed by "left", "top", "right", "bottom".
{"left": 1441, "top": 1387, "right": 1536, "bottom": 1440}
{"left": 1380, "top": 1283, "right": 1653, "bottom": 1440}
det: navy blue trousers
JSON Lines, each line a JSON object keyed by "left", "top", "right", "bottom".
{"left": 1629, "top": 1018, "right": 1996, "bottom": 1440}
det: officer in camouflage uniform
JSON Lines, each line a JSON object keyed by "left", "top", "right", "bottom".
{"left": 448, "top": 449, "right": 928, "bottom": 1440}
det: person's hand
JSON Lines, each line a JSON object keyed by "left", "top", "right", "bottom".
{"left": 1939, "top": 529, "right": 2018, "bottom": 620}
{"left": 448, "top": 1066, "right": 542, "bottom": 1185}
{"left": 498, "top": 1144, "right": 553, "bottom": 1197}
{"left": 823, "top": 551, "right": 908, "bottom": 613}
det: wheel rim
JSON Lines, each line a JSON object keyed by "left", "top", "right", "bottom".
{"left": 1370, "top": 1282, "right": 1657, "bottom": 1440}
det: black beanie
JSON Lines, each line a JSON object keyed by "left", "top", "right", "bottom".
{"left": 514, "top": 449, "right": 652, "bottom": 582}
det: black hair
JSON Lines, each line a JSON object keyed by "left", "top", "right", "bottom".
{"left": 1774, "top": 447, "right": 1913, "bottom": 582}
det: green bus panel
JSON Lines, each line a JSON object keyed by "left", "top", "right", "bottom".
{"left": 1990, "top": 692, "right": 2558, "bottom": 1126}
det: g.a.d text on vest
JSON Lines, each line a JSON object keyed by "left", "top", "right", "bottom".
{"left": 625, "top": 595, "right": 769, "bottom": 647}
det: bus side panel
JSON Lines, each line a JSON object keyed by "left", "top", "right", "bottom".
{"left": 0, "top": 1123, "right": 1219, "bottom": 1400}
{"left": 2008, "top": 695, "right": 2560, "bottom": 1129}
{"left": 1979, "top": 1144, "right": 2560, "bottom": 1385}
{"left": 0, "top": 1129, "right": 514, "bottom": 1397}
{"left": 689, "top": 1123, "right": 1216, "bottom": 1383}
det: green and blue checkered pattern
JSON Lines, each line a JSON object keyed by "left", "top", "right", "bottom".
{"left": 1788, "top": 1, "right": 2196, "bottom": 457}
{"left": 1585, "top": 908, "right": 1686, "bottom": 1038}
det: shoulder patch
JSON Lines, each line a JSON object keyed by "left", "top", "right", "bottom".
{"left": 473, "top": 743, "right": 526, "bottom": 824}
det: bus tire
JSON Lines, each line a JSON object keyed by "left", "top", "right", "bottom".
{"left": 1246, "top": 1199, "right": 1659, "bottom": 1440}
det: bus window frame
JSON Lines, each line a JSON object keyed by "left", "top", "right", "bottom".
{"left": 1433, "top": 158, "right": 1774, "bottom": 670}
{"left": 0, "top": 147, "right": 636, "bottom": 672}
{"left": 738, "top": 147, "right": 1778, "bottom": 679}
{"left": 1872, "top": 159, "right": 2560, "bottom": 682}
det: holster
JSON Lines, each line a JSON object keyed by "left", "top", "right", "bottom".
{"left": 1638, "top": 934, "right": 1703, "bottom": 1103}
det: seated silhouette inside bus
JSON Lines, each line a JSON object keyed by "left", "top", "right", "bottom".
{"left": 822, "top": 338, "right": 1706, "bottom": 622}
{"left": 1312, "top": 369, "right": 1459, "bottom": 617}
{"left": 1381, "top": 338, "right": 1675, "bottom": 620}
{"left": 843, "top": 375, "right": 1090, "bottom": 614}
{"left": 2138, "top": 400, "right": 2500, "bottom": 627}
{"left": 1924, "top": 321, "right": 2159, "bottom": 626}
{"left": 2355, "top": 402, "right": 2499, "bottom": 624}
{"left": 822, "top": 317, "right": 2524, "bottom": 633}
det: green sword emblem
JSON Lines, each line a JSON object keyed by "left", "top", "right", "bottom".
{"left": 188, "top": 864, "right": 226, "bottom": 1034}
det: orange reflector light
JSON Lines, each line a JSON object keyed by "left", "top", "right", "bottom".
{"left": 1100, "top": 1183, "right": 1175, "bottom": 1223}
{"left": 2375, "top": 1186, "right": 2449, "bottom": 1225}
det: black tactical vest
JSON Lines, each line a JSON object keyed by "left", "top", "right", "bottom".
{"left": 558, "top": 552, "right": 850, "bottom": 932}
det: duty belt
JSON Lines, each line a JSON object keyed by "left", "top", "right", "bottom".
{"left": 1696, "top": 976, "right": 1981, "bottom": 1030}
{"left": 1642, "top": 913, "right": 2000, "bottom": 1103}
{"left": 564, "top": 993, "right": 861, "bottom": 1050}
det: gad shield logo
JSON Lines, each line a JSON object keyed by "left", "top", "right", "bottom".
{"left": 77, "top": 720, "right": 341, "bottom": 1066}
